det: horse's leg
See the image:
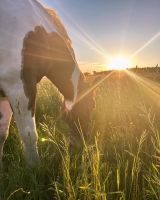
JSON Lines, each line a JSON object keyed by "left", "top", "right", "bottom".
{"left": 0, "top": 98, "right": 12, "bottom": 165}
{"left": 6, "top": 83, "right": 39, "bottom": 167}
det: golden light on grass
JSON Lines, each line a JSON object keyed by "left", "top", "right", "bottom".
{"left": 41, "top": 138, "right": 48, "bottom": 142}
{"left": 107, "top": 56, "right": 131, "bottom": 70}
{"left": 125, "top": 70, "right": 160, "bottom": 105}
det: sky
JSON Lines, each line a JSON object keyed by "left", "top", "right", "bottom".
{"left": 42, "top": 0, "right": 160, "bottom": 72}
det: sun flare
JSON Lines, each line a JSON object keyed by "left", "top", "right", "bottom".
{"left": 107, "top": 56, "right": 131, "bottom": 70}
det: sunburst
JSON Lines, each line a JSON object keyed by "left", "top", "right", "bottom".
{"left": 107, "top": 56, "right": 131, "bottom": 70}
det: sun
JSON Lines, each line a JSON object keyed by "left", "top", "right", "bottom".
{"left": 107, "top": 56, "right": 131, "bottom": 70}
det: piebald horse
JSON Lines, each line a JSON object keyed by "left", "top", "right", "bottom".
{"left": 0, "top": 0, "right": 97, "bottom": 166}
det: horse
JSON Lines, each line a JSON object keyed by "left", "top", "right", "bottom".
{"left": 0, "top": 0, "right": 98, "bottom": 166}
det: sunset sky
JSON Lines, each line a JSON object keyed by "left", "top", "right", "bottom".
{"left": 42, "top": 0, "right": 160, "bottom": 72}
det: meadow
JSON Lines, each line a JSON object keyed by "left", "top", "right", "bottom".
{"left": 0, "top": 69, "right": 160, "bottom": 200}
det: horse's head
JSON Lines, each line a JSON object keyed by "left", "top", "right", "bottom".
{"left": 62, "top": 75, "right": 101, "bottom": 139}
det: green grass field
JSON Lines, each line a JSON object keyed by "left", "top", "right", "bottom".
{"left": 0, "top": 71, "right": 160, "bottom": 200}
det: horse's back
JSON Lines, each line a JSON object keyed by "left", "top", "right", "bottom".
{"left": 0, "top": 0, "right": 55, "bottom": 47}
{"left": 0, "top": 0, "right": 57, "bottom": 82}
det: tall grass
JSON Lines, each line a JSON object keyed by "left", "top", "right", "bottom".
{"left": 0, "top": 73, "right": 160, "bottom": 200}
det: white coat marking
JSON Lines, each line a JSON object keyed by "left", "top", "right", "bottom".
{"left": 65, "top": 66, "right": 80, "bottom": 111}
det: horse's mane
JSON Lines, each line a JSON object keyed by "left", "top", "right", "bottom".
{"left": 46, "top": 8, "right": 72, "bottom": 44}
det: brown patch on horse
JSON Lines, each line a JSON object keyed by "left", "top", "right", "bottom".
{"left": 21, "top": 26, "right": 75, "bottom": 116}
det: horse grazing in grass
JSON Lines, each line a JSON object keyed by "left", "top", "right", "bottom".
{"left": 0, "top": 0, "right": 97, "bottom": 166}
